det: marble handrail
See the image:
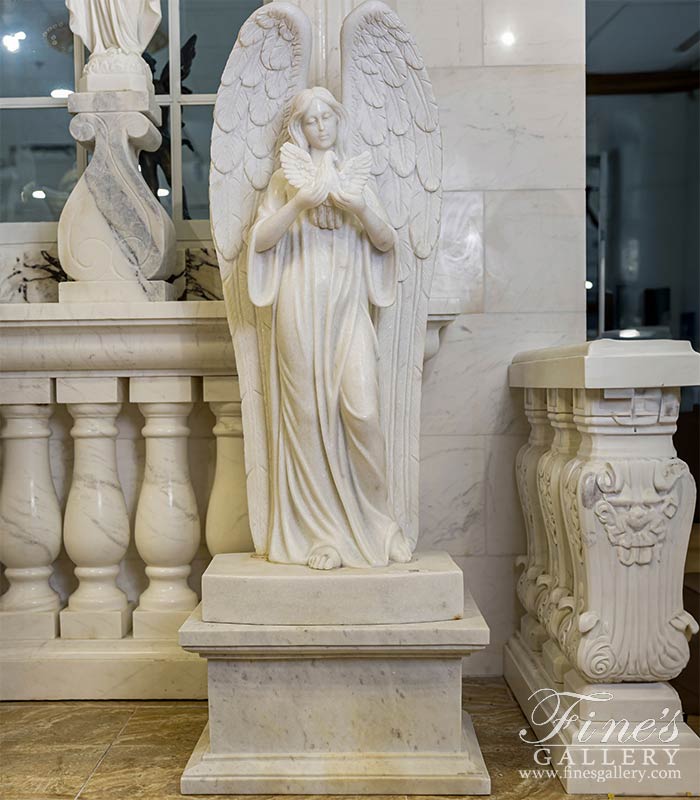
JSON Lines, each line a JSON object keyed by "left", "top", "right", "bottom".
{"left": 508, "top": 338, "right": 700, "bottom": 684}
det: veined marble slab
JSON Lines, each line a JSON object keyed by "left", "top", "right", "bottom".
{"left": 201, "top": 551, "right": 464, "bottom": 625}
{"left": 180, "top": 589, "right": 489, "bottom": 654}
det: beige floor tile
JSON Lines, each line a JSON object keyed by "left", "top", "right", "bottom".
{"left": 0, "top": 744, "right": 107, "bottom": 798}
{"left": 112, "top": 704, "right": 208, "bottom": 752}
{"left": 77, "top": 744, "right": 188, "bottom": 800}
{"left": 0, "top": 703, "right": 135, "bottom": 748}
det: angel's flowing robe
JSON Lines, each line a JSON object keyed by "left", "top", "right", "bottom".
{"left": 247, "top": 169, "right": 400, "bottom": 567}
{"left": 66, "top": 0, "right": 161, "bottom": 54}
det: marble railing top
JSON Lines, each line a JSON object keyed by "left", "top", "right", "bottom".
{"left": 509, "top": 339, "right": 700, "bottom": 389}
{"left": 0, "top": 301, "right": 234, "bottom": 378}
{"left": 0, "top": 299, "right": 458, "bottom": 379}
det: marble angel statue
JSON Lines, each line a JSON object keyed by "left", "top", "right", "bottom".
{"left": 210, "top": 1, "right": 442, "bottom": 570}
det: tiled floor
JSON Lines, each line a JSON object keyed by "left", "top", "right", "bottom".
{"left": 1, "top": 679, "right": 697, "bottom": 800}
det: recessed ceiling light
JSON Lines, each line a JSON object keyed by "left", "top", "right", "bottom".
{"left": 619, "top": 328, "right": 641, "bottom": 339}
{"left": 50, "top": 88, "right": 73, "bottom": 98}
{"left": 157, "top": 188, "right": 170, "bottom": 197}
{"left": 2, "top": 33, "right": 23, "bottom": 52}
{"left": 500, "top": 30, "right": 516, "bottom": 47}
{"left": 32, "top": 189, "right": 47, "bottom": 199}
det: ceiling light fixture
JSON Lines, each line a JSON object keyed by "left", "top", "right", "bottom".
{"left": 585, "top": 280, "right": 593, "bottom": 290}
{"left": 500, "top": 30, "right": 516, "bottom": 47}
{"left": 3, "top": 31, "right": 26, "bottom": 52}
{"left": 32, "top": 189, "right": 47, "bottom": 199}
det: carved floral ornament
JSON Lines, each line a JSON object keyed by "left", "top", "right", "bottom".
{"left": 583, "top": 460, "right": 687, "bottom": 567}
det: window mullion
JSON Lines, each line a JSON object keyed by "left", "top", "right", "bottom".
{"left": 73, "top": 34, "right": 88, "bottom": 176}
{"left": 168, "top": 0, "right": 184, "bottom": 224}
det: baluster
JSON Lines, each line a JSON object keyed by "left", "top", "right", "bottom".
{"left": 131, "top": 376, "right": 201, "bottom": 639}
{"left": 203, "top": 377, "right": 252, "bottom": 555}
{"left": 57, "top": 378, "right": 131, "bottom": 639}
{"left": 0, "top": 379, "right": 62, "bottom": 640}
{"left": 561, "top": 386, "right": 698, "bottom": 682}
{"left": 514, "top": 387, "right": 553, "bottom": 653}
{"left": 536, "top": 388, "right": 579, "bottom": 685}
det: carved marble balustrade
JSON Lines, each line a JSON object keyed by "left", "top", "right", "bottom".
{"left": 505, "top": 339, "right": 700, "bottom": 796}
{"left": 0, "top": 299, "right": 457, "bottom": 700}
{"left": 0, "top": 302, "right": 239, "bottom": 699}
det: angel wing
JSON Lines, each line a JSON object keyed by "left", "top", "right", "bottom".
{"left": 338, "top": 150, "right": 372, "bottom": 196}
{"left": 210, "top": 3, "right": 311, "bottom": 552}
{"left": 341, "top": 1, "right": 443, "bottom": 549}
{"left": 280, "top": 142, "right": 316, "bottom": 189}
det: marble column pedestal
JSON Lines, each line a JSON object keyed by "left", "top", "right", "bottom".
{"left": 179, "top": 551, "right": 491, "bottom": 795}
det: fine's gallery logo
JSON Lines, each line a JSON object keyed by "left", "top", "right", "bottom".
{"left": 517, "top": 688, "right": 682, "bottom": 779}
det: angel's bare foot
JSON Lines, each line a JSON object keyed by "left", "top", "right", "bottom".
{"left": 307, "top": 546, "right": 342, "bottom": 570}
{"left": 389, "top": 529, "right": 412, "bottom": 563}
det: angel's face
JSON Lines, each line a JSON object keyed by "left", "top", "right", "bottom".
{"left": 301, "top": 98, "right": 338, "bottom": 151}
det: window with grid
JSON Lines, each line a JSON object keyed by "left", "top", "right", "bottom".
{"left": 0, "top": 0, "right": 262, "bottom": 244}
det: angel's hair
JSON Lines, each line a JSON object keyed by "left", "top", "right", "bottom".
{"left": 287, "top": 86, "right": 349, "bottom": 159}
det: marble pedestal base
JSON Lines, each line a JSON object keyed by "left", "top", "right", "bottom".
{"left": 132, "top": 608, "right": 193, "bottom": 640}
{"left": 505, "top": 633, "right": 700, "bottom": 796}
{"left": 202, "top": 551, "right": 464, "bottom": 625}
{"left": 60, "top": 605, "right": 132, "bottom": 639}
{"left": 180, "top": 553, "right": 490, "bottom": 795}
{"left": 0, "top": 609, "right": 59, "bottom": 641}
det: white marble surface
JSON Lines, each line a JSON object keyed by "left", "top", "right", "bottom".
{"left": 483, "top": 0, "right": 585, "bottom": 66}
{"left": 432, "top": 191, "right": 484, "bottom": 314}
{"left": 422, "top": 311, "right": 585, "bottom": 437}
{"left": 212, "top": 5, "right": 442, "bottom": 567}
{"left": 484, "top": 190, "right": 585, "bottom": 313}
{"left": 419, "top": 436, "right": 485, "bottom": 556}
{"left": 201, "top": 551, "right": 464, "bottom": 626}
{"left": 182, "top": 714, "right": 489, "bottom": 795}
{"left": 456, "top": 554, "right": 519, "bottom": 675}
{"left": 207, "top": 656, "right": 462, "bottom": 754}
{"left": 181, "top": 573, "right": 490, "bottom": 794}
{"left": 0, "top": 636, "right": 206, "bottom": 700}
{"left": 395, "top": 0, "right": 483, "bottom": 68}
{"left": 484, "top": 434, "right": 527, "bottom": 555}
{"left": 510, "top": 338, "right": 700, "bottom": 389}
{"left": 433, "top": 65, "right": 585, "bottom": 191}
{"left": 180, "top": 592, "right": 489, "bottom": 651}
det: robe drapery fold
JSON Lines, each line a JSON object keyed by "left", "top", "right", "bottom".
{"left": 67, "top": 0, "right": 161, "bottom": 54}
{"left": 247, "top": 169, "right": 400, "bottom": 567}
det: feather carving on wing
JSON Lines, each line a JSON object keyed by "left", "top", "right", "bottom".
{"left": 210, "top": 3, "right": 311, "bottom": 552}
{"left": 341, "top": 1, "right": 443, "bottom": 548}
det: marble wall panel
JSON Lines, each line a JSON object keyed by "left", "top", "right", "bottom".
{"left": 456, "top": 554, "right": 521, "bottom": 675}
{"left": 433, "top": 191, "right": 484, "bottom": 314}
{"left": 483, "top": 0, "right": 585, "bottom": 66}
{"left": 395, "top": 0, "right": 483, "bottom": 68}
{"left": 418, "top": 435, "right": 485, "bottom": 557}
{"left": 421, "top": 311, "right": 584, "bottom": 437}
{"left": 484, "top": 189, "right": 585, "bottom": 313}
{"left": 432, "top": 65, "right": 585, "bottom": 192}
{"left": 484, "top": 434, "right": 527, "bottom": 556}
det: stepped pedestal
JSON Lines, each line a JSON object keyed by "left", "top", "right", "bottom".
{"left": 179, "top": 551, "right": 491, "bottom": 795}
